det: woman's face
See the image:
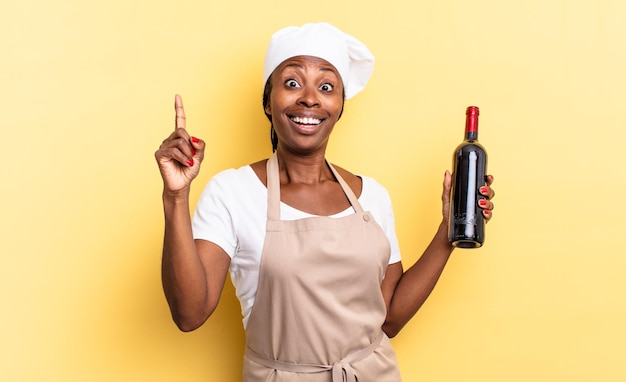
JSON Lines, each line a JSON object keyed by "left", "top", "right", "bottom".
{"left": 265, "top": 55, "right": 344, "bottom": 155}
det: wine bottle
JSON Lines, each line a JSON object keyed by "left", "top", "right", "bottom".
{"left": 449, "top": 106, "right": 488, "bottom": 248}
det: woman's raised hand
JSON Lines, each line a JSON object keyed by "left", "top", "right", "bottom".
{"left": 155, "top": 95, "right": 205, "bottom": 194}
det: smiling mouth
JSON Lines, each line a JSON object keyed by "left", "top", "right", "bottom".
{"left": 290, "top": 116, "right": 322, "bottom": 125}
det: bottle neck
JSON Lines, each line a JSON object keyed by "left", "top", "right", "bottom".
{"left": 465, "top": 131, "right": 478, "bottom": 141}
{"left": 464, "top": 106, "right": 479, "bottom": 142}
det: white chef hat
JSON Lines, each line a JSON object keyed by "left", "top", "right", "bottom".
{"left": 262, "top": 22, "right": 375, "bottom": 100}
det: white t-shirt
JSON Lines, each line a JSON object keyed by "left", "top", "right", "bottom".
{"left": 192, "top": 165, "right": 402, "bottom": 328}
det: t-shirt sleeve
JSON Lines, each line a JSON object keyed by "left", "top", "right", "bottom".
{"left": 362, "top": 177, "right": 402, "bottom": 264}
{"left": 380, "top": 187, "right": 402, "bottom": 264}
{"left": 191, "top": 170, "right": 238, "bottom": 258}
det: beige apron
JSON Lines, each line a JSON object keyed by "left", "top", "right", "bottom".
{"left": 243, "top": 154, "right": 401, "bottom": 382}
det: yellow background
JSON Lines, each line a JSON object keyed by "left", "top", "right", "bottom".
{"left": 2, "top": 0, "right": 625, "bottom": 381}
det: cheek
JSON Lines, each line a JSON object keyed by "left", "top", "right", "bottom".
{"left": 332, "top": 99, "right": 345, "bottom": 117}
{"left": 266, "top": 88, "right": 291, "bottom": 116}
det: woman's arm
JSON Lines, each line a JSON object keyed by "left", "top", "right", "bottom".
{"left": 381, "top": 172, "right": 494, "bottom": 338}
{"left": 161, "top": 192, "right": 231, "bottom": 332}
{"left": 381, "top": 222, "right": 453, "bottom": 338}
{"left": 156, "top": 95, "right": 231, "bottom": 332}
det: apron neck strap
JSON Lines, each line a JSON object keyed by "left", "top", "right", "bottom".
{"left": 266, "top": 153, "right": 364, "bottom": 221}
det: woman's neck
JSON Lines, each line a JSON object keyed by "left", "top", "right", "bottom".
{"left": 275, "top": 149, "right": 333, "bottom": 185}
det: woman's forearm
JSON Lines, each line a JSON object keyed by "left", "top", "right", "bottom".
{"left": 161, "top": 192, "right": 211, "bottom": 331}
{"left": 384, "top": 221, "right": 454, "bottom": 337}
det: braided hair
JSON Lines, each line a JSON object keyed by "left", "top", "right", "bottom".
{"left": 262, "top": 78, "right": 278, "bottom": 152}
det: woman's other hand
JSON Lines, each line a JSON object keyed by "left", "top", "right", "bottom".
{"left": 479, "top": 175, "right": 495, "bottom": 222}
{"left": 155, "top": 95, "right": 205, "bottom": 194}
{"left": 441, "top": 172, "right": 495, "bottom": 223}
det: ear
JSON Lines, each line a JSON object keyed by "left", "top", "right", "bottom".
{"left": 264, "top": 103, "right": 272, "bottom": 115}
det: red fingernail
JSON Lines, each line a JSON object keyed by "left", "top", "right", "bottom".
{"left": 191, "top": 136, "right": 200, "bottom": 143}
{"left": 480, "top": 186, "right": 488, "bottom": 194}
{"left": 192, "top": 149, "right": 196, "bottom": 156}
{"left": 187, "top": 159, "right": 194, "bottom": 166}
{"left": 479, "top": 199, "right": 487, "bottom": 207}
{"left": 484, "top": 210, "right": 490, "bottom": 216}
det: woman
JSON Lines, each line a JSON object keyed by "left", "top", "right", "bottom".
{"left": 155, "top": 23, "right": 495, "bottom": 381}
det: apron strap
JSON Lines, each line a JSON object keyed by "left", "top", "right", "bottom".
{"left": 327, "top": 162, "right": 364, "bottom": 214}
{"left": 266, "top": 153, "right": 281, "bottom": 221}
{"left": 265, "top": 153, "right": 365, "bottom": 221}
{"left": 245, "top": 331, "right": 384, "bottom": 382}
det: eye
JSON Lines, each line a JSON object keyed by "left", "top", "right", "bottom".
{"left": 320, "top": 83, "right": 334, "bottom": 92}
{"left": 286, "top": 79, "right": 300, "bottom": 88}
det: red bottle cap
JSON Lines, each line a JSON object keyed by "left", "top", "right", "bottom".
{"left": 465, "top": 106, "right": 479, "bottom": 133}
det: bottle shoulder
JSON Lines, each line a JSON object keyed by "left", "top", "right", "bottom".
{"left": 454, "top": 140, "right": 486, "bottom": 152}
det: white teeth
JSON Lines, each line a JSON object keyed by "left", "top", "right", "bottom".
{"left": 291, "top": 116, "right": 321, "bottom": 125}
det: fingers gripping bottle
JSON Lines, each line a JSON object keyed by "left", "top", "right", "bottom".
{"left": 449, "top": 106, "right": 488, "bottom": 248}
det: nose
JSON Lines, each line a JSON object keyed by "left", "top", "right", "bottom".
{"left": 297, "top": 86, "right": 320, "bottom": 108}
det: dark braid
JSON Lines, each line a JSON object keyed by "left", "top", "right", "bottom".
{"left": 262, "top": 77, "right": 278, "bottom": 152}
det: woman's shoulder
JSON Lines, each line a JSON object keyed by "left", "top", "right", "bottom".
{"left": 248, "top": 159, "right": 269, "bottom": 187}
{"left": 326, "top": 163, "right": 362, "bottom": 199}
{"left": 207, "top": 163, "right": 260, "bottom": 191}
{"left": 199, "top": 164, "right": 266, "bottom": 211}
{"left": 334, "top": 166, "right": 391, "bottom": 207}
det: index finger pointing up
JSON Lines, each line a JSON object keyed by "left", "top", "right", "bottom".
{"left": 174, "top": 94, "right": 186, "bottom": 130}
